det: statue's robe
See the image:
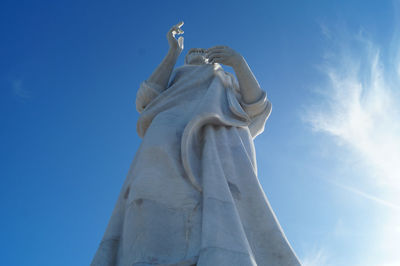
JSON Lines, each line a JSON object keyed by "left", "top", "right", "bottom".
{"left": 91, "top": 64, "right": 301, "bottom": 266}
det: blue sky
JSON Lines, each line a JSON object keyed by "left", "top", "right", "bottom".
{"left": 1, "top": 1, "right": 400, "bottom": 265}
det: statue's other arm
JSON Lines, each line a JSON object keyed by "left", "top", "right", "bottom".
{"left": 207, "top": 46, "right": 271, "bottom": 137}
{"left": 206, "top": 46, "right": 263, "bottom": 104}
{"left": 147, "top": 22, "right": 184, "bottom": 90}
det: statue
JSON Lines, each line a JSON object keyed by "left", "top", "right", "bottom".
{"left": 91, "top": 22, "right": 301, "bottom": 266}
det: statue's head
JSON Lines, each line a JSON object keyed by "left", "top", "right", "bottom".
{"left": 185, "top": 48, "right": 209, "bottom": 65}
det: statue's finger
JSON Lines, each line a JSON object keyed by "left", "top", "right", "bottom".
{"left": 208, "top": 54, "right": 224, "bottom": 63}
{"left": 172, "top": 26, "right": 184, "bottom": 35}
{"left": 206, "top": 51, "right": 226, "bottom": 59}
{"left": 178, "top": 36, "right": 184, "bottom": 49}
{"left": 168, "top": 27, "right": 176, "bottom": 37}
{"left": 206, "top": 49, "right": 225, "bottom": 55}
{"left": 210, "top": 56, "right": 224, "bottom": 64}
{"left": 169, "top": 22, "right": 183, "bottom": 35}
{"left": 206, "top": 48, "right": 227, "bottom": 55}
{"left": 170, "top": 22, "right": 183, "bottom": 31}
{"left": 206, "top": 53, "right": 219, "bottom": 60}
{"left": 207, "top": 45, "right": 228, "bottom": 51}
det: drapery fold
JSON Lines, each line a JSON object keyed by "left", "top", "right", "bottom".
{"left": 91, "top": 64, "right": 300, "bottom": 266}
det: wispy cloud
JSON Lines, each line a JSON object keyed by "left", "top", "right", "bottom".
{"left": 301, "top": 247, "right": 330, "bottom": 266}
{"left": 304, "top": 23, "right": 400, "bottom": 265}
{"left": 327, "top": 180, "right": 400, "bottom": 211}
{"left": 12, "top": 79, "right": 30, "bottom": 100}
{"left": 306, "top": 39, "right": 400, "bottom": 188}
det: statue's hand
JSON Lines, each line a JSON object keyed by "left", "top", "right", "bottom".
{"left": 206, "top": 46, "right": 244, "bottom": 68}
{"left": 167, "top": 21, "right": 184, "bottom": 53}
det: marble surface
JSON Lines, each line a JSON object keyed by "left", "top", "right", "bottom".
{"left": 91, "top": 22, "right": 301, "bottom": 266}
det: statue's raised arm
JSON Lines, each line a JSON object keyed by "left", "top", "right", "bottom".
{"left": 146, "top": 22, "right": 184, "bottom": 90}
{"left": 135, "top": 22, "right": 184, "bottom": 113}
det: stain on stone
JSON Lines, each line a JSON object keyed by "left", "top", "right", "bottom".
{"left": 149, "top": 256, "right": 158, "bottom": 263}
{"left": 134, "top": 198, "right": 143, "bottom": 206}
{"left": 228, "top": 182, "right": 241, "bottom": 200}
{"left": 123, "top": 186, "right": 130, "bottom": 199}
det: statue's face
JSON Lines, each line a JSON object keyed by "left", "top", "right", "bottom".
{"left": 185, "top": 48, "right": 208, "bottom": 65}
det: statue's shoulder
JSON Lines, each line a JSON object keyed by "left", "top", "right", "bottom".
{"left": 222, "top": 70, "right": 239, "bottom": 91}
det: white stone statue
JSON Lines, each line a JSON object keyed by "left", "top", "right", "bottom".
{"left": 91, "top": 22, "right": 301, "bottom": 266}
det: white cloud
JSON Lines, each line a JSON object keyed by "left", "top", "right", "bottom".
{"left": 307, "top": 43, "right": 400, "bottom": 188}
{"left": 327, "top": 179, "right": 400, "bottom": 211}
{"left": 304, "top": 26, "right": 400, "bottom": 265}
{"left": 301, "top": 247, "right": 330, "bottom": 266}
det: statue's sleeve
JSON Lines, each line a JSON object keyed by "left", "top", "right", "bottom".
{"left": 225, "top": 72, "right": 272, "bottom": 138}
{"left": 239, "top": 90, "right": 272, "bottom": 138}
{"left": 135, "top": 81, "right": 164, "bottom": 113}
